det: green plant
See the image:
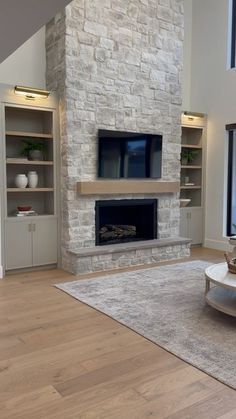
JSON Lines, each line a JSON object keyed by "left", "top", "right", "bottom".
{"left": 21, "top": 140, "right": 45, "bottom": 156}
{"left": 181, "top": 149, "right": 199, "bottom": 164}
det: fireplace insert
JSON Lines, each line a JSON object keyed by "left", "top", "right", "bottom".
{"left": 98, "top": 129, "right": 162, "bottom": 179}
{"left": 95, "top": 199, "right": 157, "bottom": 245}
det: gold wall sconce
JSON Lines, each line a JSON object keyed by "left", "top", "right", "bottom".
{"left": 14, "top": 85, "right": 50, "bottom": 100}
{"left": 182, "top": 111, "right": 205, "bottom": 121}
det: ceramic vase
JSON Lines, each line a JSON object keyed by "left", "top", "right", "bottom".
{"left": 27, "top": 171, "right": 38, "bottom": 188}
{"left": 181, "top": 157, "right": 188, "bottom": 166}
{"left": 15, "top": 174, "right": 28, "bottom": 188}
{"left": 29, "top": 150, "right": 43, "bottom": 161}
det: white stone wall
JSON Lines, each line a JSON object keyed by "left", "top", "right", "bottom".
{"left": 46, "top": 0, "right": 184, "bottom": 268}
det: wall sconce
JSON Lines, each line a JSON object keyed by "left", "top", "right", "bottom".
{"left": 14, "top": 85, "right": 50, "bottom": 100}
{"left": 182, "top": 111, "right": 205, "bottom": 121}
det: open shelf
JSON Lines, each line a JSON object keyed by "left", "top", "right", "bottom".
{"left": 6, "top": 159, "right": 53, "bottom": 166}
{"left": 181, "top": 126, "right": 203, "bottom": 146}
{"left": 180, "top": 188, "right": 202, "bottom": 207}
{"left": 7, "top": 216, "right": 54, "bottom": 220}
{"left": 181, "top": 165, "right": 202, "bottom": 169}
{"left": 7, "top": 188, "right": 54, "bottom": 192}
{"left": 6, "top": 190, "right": 54, "bottom": 216}
{"left": 6, "top": 131, "right": 53, "bottom": 139}
{"left": 181, "top": 144, "right": 202, "bottom": 149}
{"left": 180, "top": 186, "right": 201, "bottom": 190}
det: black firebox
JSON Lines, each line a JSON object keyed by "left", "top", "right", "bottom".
{"left": 95, "top": 199, "right": 157, "bottom": 246}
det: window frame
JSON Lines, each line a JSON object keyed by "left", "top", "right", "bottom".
{"left": 227, "top": 130, "right": 234, "bottom": 235}
{"left": 231, "top": 0, "right": 236, "bottom": 68}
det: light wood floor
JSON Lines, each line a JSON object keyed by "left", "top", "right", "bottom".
{"left": 0, "top": 248, "right": 235, "bottom": 419}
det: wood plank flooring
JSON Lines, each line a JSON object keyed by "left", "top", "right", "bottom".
{"left": 0, "top": 248, "right": 235, "bottom": 418}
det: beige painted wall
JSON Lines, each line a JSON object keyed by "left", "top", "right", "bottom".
{"left": 190, "top": 0, "right": 236, "bottom": 250}
{"left": 0, "top": 28, "right": 46, "bottom": 277}
{"left": 0, "top": 27, "right": 46, "bottom": 88}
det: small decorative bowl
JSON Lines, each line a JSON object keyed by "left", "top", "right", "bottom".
{"left": 17, "top": 205, "right": 32, "bottom": 212}
{"left": 224, "top": 253, "right": 236, "bottom": 274}
{"left": 180, "top": 199, "right": 191, "bottom": 208}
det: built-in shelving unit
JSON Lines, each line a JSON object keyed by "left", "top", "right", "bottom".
{"left": 180, "top": 123, "right": 204, "bottom": 207}
{"left": 4, "top": 106, "right": 55, "bottom": 217}
{"left": 180, "top": 113, "right": 206, "bottom": 245}
{"left": 1, "top": 100, "right": 58, "bottom": 272}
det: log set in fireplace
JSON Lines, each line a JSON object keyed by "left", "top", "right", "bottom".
{"left": 100, "top": 224, "right": 137, "bottom": 243}
{"left": 95, "top": 199, "right": 157, "bottom": 245}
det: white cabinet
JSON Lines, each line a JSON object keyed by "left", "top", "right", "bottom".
{"left": 180, "top": 207, "right": 203, "bottom": 245}
{"left": 5, "top": 220, "right": 32, "bottom": 269}
{"left": 32, "top": 218, "right": 57, "bottom": 266}
{"left": 5, "top": 217, "right": 57, "bottom": 270}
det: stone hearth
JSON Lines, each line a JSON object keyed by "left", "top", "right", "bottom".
{"left": 65, "top": 238, "right": 190, "bottom": 275}
{"left": 46, "top": 0, "right": 189, "bottom": 275}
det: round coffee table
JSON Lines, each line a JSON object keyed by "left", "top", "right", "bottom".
{"left": 205, "top": 262, "right": 236, "bottom": 317}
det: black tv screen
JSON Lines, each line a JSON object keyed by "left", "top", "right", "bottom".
{"left": 98, "top": 130, "right": 162, "bottom": 179}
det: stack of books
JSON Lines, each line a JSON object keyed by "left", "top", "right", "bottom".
{"left": 16, "top": 210, "right": 37, "bottom": 217}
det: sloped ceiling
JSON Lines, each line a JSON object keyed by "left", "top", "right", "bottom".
{"left": 0, "top": 0, "right": 72, "bottom": 63}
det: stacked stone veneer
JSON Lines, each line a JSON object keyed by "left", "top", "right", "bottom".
{"left": 46, "top": 0, "right": 190, "bottom": 274}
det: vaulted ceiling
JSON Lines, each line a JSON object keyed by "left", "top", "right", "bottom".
{"left": 0, "top": 0, "right": 72, "bottom": 63}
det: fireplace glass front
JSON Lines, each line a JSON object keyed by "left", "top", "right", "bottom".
{"left": 95, "top": 199, "right": 157, "bottom": 246}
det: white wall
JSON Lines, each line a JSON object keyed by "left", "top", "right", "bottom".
{"left": 0, "top": 28, "right": 46, "bottom": 277}
{"left": 190, "top": 0, "right": 236, "bottom": 250}
{"left": 0, "top": 27, "right": 46, "bottom": 88}
{"left": 183, "top": 0, "right": 192, "bottom": 110}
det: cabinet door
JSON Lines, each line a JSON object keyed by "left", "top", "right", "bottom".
{"left": 32, "top": 218, "right": 58, "bottom": 266}
{"left": 189, "top": 208, "right": 203, "bottom": 245}
{"left": 5, "top": 220, "right": 32, "bottom": 269}
{"left": 180, "top": 208, "right": 189, "bottom": 238}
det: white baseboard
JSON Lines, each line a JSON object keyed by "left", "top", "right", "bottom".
{"left": 204, "top": 238, "right": 230, "bottom": 252}
{"left": 0, "top": 265, "right": 3, "bottom": 279}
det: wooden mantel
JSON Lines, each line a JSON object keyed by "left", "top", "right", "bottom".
{"left": 77, "top": 180, "right": 180, "bottom": 195}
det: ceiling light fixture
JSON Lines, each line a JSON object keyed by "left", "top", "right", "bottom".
{"left": 14, "top": 85, "right": 50, "bottom": 100}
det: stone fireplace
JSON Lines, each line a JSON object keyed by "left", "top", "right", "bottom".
{"left": 46, "top": 0, "right": 190, "bottom": 274}
{"left": 95, "top": 199, "right": 157, "bottom": 245}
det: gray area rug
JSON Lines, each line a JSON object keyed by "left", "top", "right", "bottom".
{"left": 56, "top": 260, "right": 236, "bottom": 389}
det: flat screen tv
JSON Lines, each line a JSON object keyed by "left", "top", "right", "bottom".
{"left": 98, "top": 130, "right": 162, "bottom": 179}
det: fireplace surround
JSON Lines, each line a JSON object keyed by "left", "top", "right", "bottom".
{"left": 95, "top": 199, "right": 157, "bottom": 245}
{"left": 46, "top": 0, "right": 191, "bottom": 274}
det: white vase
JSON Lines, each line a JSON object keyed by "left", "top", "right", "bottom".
{"left": 15, "top": 174, "right": 28, "bottom": 188}
{"left": 27, "top": 171, "right": 38, "bottom": 188}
